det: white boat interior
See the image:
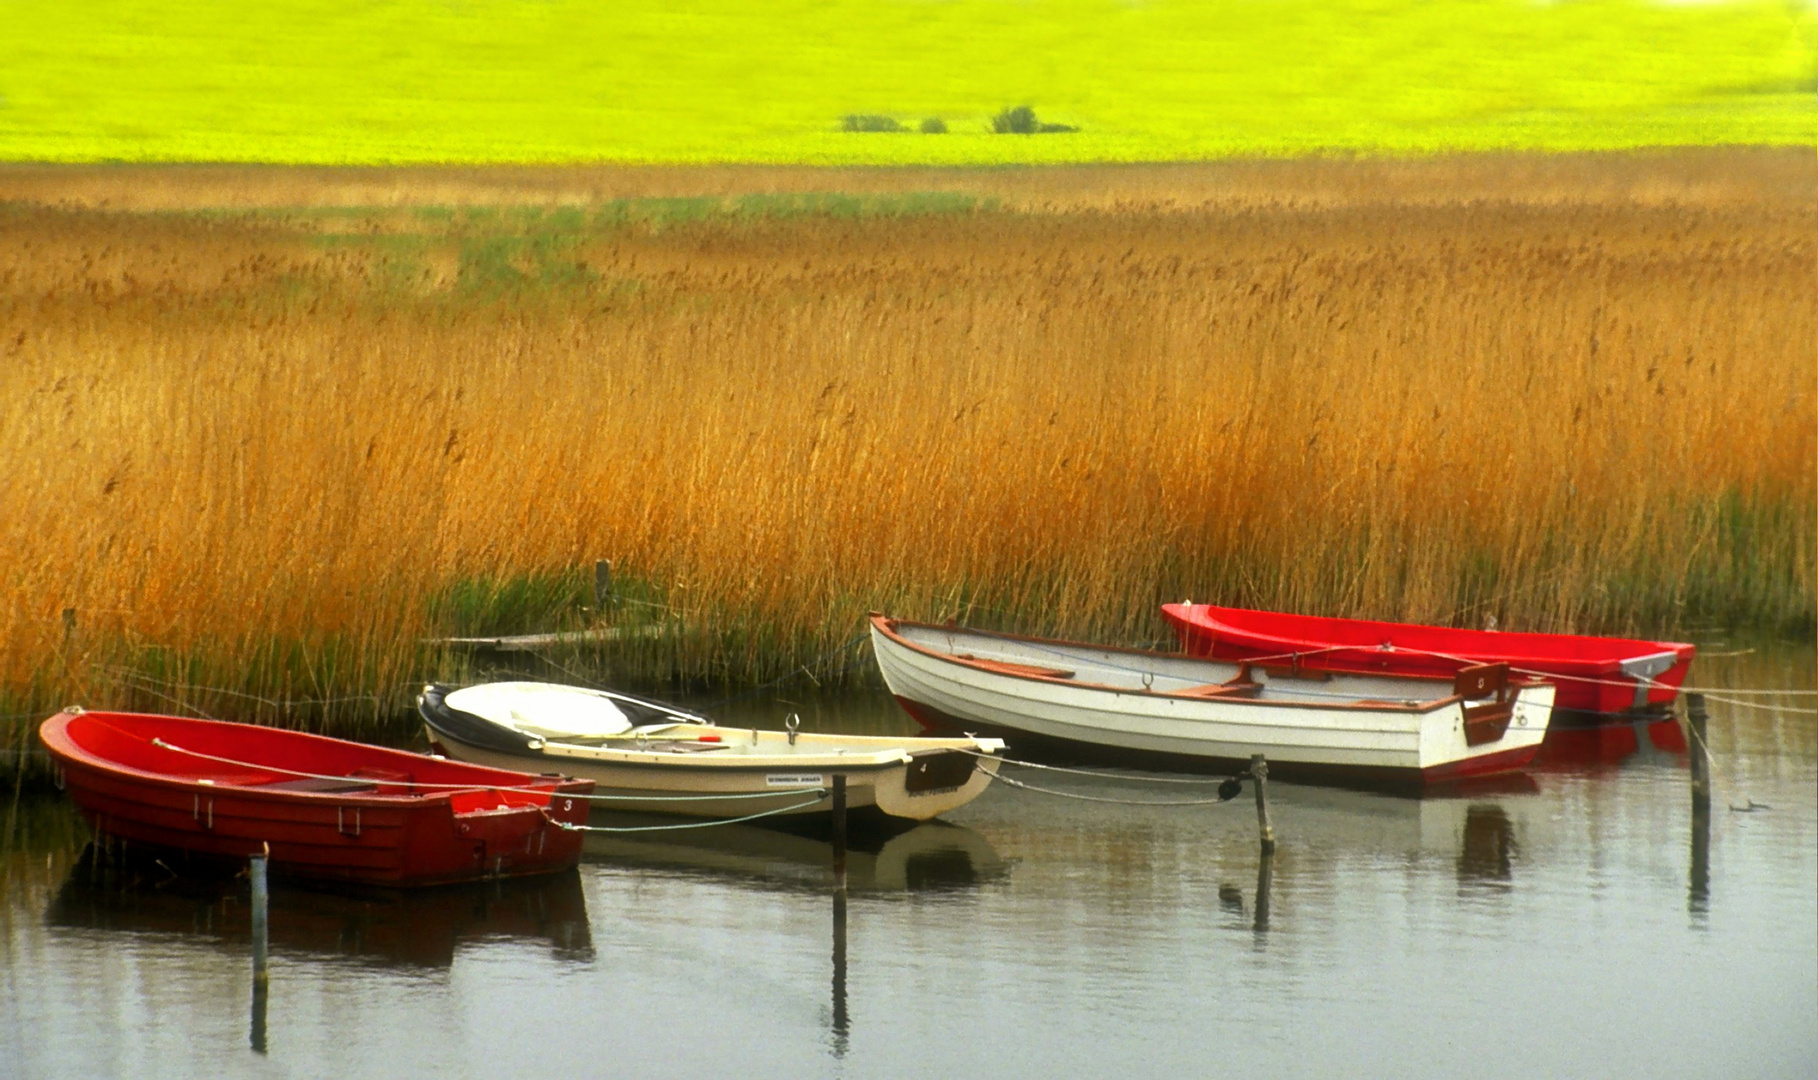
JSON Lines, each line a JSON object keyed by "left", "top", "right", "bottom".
{"left": 433, "top": 680, "right": 1001, "bottom": 765}
{"left": 888, "top": 620, "right": 1510, "bottom": 710}
{"left": 443, "top": 681, "right": 708, "bottom": 743}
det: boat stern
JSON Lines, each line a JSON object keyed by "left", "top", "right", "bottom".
{"left": 1417, "top": 675, "right": 1554, "bottom": 784}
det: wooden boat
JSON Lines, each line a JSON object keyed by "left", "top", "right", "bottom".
{"left": 418, "top": 681, "right": 1003, "bottom": 822}
{"left": 868, "top": 614, "right": 1555, "bottom": 787}
{"left": 1160, "top": 602, "right": 1695, "bottom": 717}
{"left": 38, "top": 708, "right": 594, "bottom": 887}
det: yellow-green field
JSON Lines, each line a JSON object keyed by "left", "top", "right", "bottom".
{"left": 0, "top": 151, "right": 1812, "bottom": 750}
{"left": 2, "top": 1, "right": 1813, "bottom": 164}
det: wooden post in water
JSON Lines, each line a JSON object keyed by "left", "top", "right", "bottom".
{"left": 1250, "top": 753, "right": 1276, "bottom": 854}
{"left": 250, "top": 849, "right": 270, "bottom": 987}
{"left": 249, "top": 844, "right": 271, "bottom": 1052}
{"left": 1685, "top": 693, "right": 1712, "bottom": 916}
{"left": 593, "top": 560, "right": 614, "bottom": 610}
{"left": 830, "top": 775, "right": 848, "bottom": 891}
{"left": 1686, "top": 693, "right": 1711, "bottom": 812}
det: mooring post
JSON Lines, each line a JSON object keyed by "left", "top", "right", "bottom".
{"left": 831, "top": 775, "right": 848, "bottom": 891}
{"left": 1250, "top": 753, "right": 1276, "bottom": 854}
{"left": 250, "top": 847, "right": 270, "bottom": 988}
{"left": 1686, "top": 693, "right": 1711, "bottom": 812}
{"left": 593, "top": 559, "right": 614, "bottom": 610}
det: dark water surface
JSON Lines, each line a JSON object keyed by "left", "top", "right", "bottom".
{"left": 3, "top": 640, "right": 1813, "bottom": 1078}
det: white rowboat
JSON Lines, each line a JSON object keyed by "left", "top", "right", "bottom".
{"left": 868, "top": 614, "right": 1554, "bottom": 787}
{"left": 419, "top": 681, "right": 1003, "bottom": 822}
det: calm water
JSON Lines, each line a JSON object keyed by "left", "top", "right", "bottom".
{"left": 3, "top": 640, "right": 1812, "bottom": 1079}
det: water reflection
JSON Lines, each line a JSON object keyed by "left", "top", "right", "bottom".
{"left": 584, "top": 817, "right": 1003, "bottom": 1055}
{"left": 1252, "top": 849, "right": 1273, "bottom": 937}
{"left": 830, "top": 886, "right": 849, "bottom": 1057}
{"left": 581, "top": 818, "right": 1005, "bottom": 894}
{"left": 1456, "top": 805, "right": 1515, "bottom": 890}
{"left": 1536, "top": 718, "right": 1689, "bottom": 770}
{"left": 45, "top": 846, "right": 595, "bottom": 969}
{"left": 251, "top": 972, "right": 269, "bottom": 1055}
{"left": 1689, "top": 789, "right": 1711, "bottom": 922}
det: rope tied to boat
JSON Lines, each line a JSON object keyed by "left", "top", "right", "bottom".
{"left": 981, "top": 628, "right": 1816, "bottom": 711}
{"left": 950, "top": 746, "right": 1251, "bottom": 805}
{"left": 138, "top": 732, "right": 836, "bottom": 803}
{"left": 990, "top": 770, "right": 1247, "bottom": 807}
{"left": 540, "top": 791, "right": 830, "bottom": 832}
{"left": 954, "top": 745, "right": 1245, "bottom": 785}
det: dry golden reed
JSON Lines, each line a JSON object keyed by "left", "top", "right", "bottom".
{"left": 1, "top": 150, "right": 1812, "bottom": 736}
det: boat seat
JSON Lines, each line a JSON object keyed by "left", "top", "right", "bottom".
{"left": 956, "top": 655, "right": 1076, "bottom": 679}
{"left": 1175, "top": 664, "right": 1264, "bottom": 699}
{"left": 256, "top": 777, "right": 381, "bottom": 794}
{"left": 1174, "top": 683, "right": 1264, "bottom": 699}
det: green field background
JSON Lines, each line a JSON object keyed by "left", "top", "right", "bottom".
{"left": 3, "top": 1, "right": 1812, "bottom": 163}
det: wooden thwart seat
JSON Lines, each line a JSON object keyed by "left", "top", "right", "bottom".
{"left": 956, "top": 655, "right": 1076, "bottom": 679}
{"left": 1174, "top": 682, "right": 1264, "bottom": 699}
{"left": 255, "top": 777, "right": 380, "bottom": 794}
{"left": 1174, "top": 664, "right": 1264, "bottom": 699}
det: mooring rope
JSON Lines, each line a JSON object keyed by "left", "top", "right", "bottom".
{"left": 1695, "top": 693, "right": 1817, "bottom": 715}
{"left": 106, "top": 666, "right": 388, "bottom": 711}
{"left": 541, "top": 793, "right": 831, "bottom": 832}
{"left": 145, "top": 735, "right": 829, "bottom": 802}
{"left": 951, "top": 746, "right": 1236, "bottom": 785}
{"left": 951, "top": 626, "right": 1813, "bottom": 708}
{"left": 990, "top": 770, "right": 1243, "bottom": 807}
{"left": 136, "top": 733, "right": 564, "bottom": 794}
{"left": 107, "top": 724, "right": 804, "bottom": 804}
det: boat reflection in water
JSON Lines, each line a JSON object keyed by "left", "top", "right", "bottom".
{"left": 581, "top": 816, "right": 1005, "bottom": 894}
{"left": 583, "top": 815, "right": 1004, "bottom": 1057}
{"left": 1456, "top": 804, "right": 1515, "bottom": 891}
{"left": 1535, "top": 717, "right": 1688, "bottom": 770}
{"left": 46, "top": 845, "right": 595, "bottom": 970}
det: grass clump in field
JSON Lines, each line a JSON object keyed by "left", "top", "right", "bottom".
{"left": 842, "top": 115, "right": 904, "bottom": 133}
{"left": 992, "top": 106, "right": 1076, "bottom": 134}
{"left": 0, "top": 150, "right": 1811, "bottom": 754}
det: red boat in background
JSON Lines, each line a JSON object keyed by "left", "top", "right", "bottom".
{"left": 40, "top": 709, "right": 593, "bottom": 887}
{"left": 1160, "top": 603, "right": 1695, "bottom": 718}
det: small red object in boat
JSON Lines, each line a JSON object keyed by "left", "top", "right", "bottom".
{"left": 1160, "top": 603, "right": 1695, "bottom": 717}
{"left": 697, "top": 735, "right": 722, "bottom": 742}
{"left": 39, "top": 709, "right": 593, "bottom": 887}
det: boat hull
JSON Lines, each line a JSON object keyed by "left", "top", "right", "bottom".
{"left": 870, "top": 616, "right": 1553, "bottom": 789}
{"left": 40, "top": 710, "right": 592, "bottom": 887}
{"left": 1161, "top": 603, "right": 1694, "bottom": 717}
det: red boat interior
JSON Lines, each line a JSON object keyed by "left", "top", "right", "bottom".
{"left": 53, "top": 711, "right": 565, "bottom": 808}
{"left": 1163, "top": 604, "right": 1692, "bottom": 667}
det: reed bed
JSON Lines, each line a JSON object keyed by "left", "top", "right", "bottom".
{"left": 1, "top": 151, "right": 1812, "bottom": 750}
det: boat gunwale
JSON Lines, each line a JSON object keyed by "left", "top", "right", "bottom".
{"left": 869, "top": 614, "right": 1546, "bottom": 716}
{"left": 40, "top": 710, "right": 589, "bottom": 807}
{"left": 423, "top": 718, "right": 997, "bottom": 775}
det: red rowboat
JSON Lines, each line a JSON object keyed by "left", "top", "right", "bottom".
{"left": 1160, "top": 603, "right": 1695, "bottom": 717}
{"left": 39, "top": 708, "right": 594, "bottom": 887}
